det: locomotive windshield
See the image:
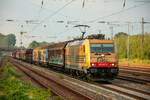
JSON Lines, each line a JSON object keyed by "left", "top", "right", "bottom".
{"left": 90, "top": 44, "right": 114, "bottom": 53}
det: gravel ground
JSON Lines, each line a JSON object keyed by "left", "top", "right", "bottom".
{"left": 14, "top": 59, "right": 143, "bottom": 100}
{"left": 112, "top": 79, "right": 150, "bottom": 94}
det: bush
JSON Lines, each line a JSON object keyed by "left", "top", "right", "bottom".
{"left": 0, "top": 62, "right": 51, "bottom": 100}
{"left": 115, "top": 33, "right": 150, "bottom": 60}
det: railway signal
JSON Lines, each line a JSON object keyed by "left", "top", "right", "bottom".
{"left": 20, "top": 31, "right": 27, "bottom": 50}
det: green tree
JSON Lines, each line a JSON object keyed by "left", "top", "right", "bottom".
{"left": 0, "top": 33, "right": 16, "bottom": 48}
{"left": 0, "top": 33, "right": 6, "bottom": 47}
{"left": 115, "top": 32, "right": 150, "bottom": 60}
{"left": 6, "top": 34, "right": 16, "bottom": 47}
{"left": 40, "top": 41, "right": 49, "bottom": 46}
{"left": 115, "top": 33, "right": 128, "bottom": 59}
{"left": 28, "top": 41, "right": 40, "bottom": 48}
{"left": 143, "top": 33, "right": 150, "bottom": 59}
{"left": 0, "top": 33, "right": 5, "bottom": 37}
{"left": 115, "top": 32, "right": 128, "bottom": 37}
{"left": 28, "top": 41, "right": 49, "bottom": 48}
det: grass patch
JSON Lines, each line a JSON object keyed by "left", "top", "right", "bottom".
{"left": 0, "top": 62, "right": 51, "bottom": 100}
{"left": 119, "top": 59, "right": 150, "bottom": 65}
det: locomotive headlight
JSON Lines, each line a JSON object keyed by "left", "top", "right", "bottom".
{"left": 111, "top": 63, "right": 115, "bottom": 66}
{"left": 91, "top": 63, "right": 95, "bottom": 66}
{"left": 101, "top": 54, "right": 104, "bottom": 57}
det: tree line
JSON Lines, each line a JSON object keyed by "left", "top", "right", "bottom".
{"left": 28, "top": 32, "right": 150, "bottom": 60}
{"left": 115, "top": 32, "right": 150, "bottom": 60}
{"left": 28, "top": 41, "right": 49, "bottom": 49}
{"left": 0, "top": 33, "right": 16, "bottom": 48}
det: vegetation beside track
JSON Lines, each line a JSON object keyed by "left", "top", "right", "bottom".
{"left": 119, "top": 59, "right": 150, "bottom": 67}
{"left": 0, "top": 62, "right": 51, "bottom": 100}
{"left": 115, "top": 32, "right": 150, "bottom": 66}
{"left": 115, "top": 33, "right": 150, "bottom": 59}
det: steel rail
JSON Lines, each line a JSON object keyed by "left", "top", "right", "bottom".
{"left": 117, "top": 75, "right": 150, "bottom": 84}
{"left": 12, "top": 61, "right": 92, "bottom": 100}
{"left": 10, "top": 58, "right": 150, "bottom": 100}
{"left": 120, "top": 67, "right": 150, "bottom": 73}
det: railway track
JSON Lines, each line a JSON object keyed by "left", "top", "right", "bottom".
{"left": 98, "top": 84, "right": 150, "bottom": 100}
{"left": 111, "top": 82, "right": 150, "bottom": 95}
{"left": 119, "top": 66, "right": 150, "bottom": 85}
{"left": 67, "top": 77, "right": 150, "bottom": 100}
{"left": 120, "top": 66, "right": 150, "bottom": 73}
{"left": 11, "top": 60, "right": 92, "bottom": 100}
{"left": 118, "top": 67, "right": 150, "bottom": 85}
{"left": 119, "top": 68, "right": 150, "bottom": 76}
{"left": 92, "top": 77, "right": 150, "bottom": 100}
{"left": 117, "top": 75, "right": 150, "bottom": 84}
{"left": 10, "top": 58, "right": 150, "bottom": 100}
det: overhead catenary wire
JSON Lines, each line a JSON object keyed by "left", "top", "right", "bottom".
{"left": 87, "top": 2, "right": 150, "bottom": 24}
{"left": 82, "top": 0, "right": 86, "bottom": 8}
{"left": 26, "top": 0, "right": 77, "bottom": 28}
{"left": 29, "top": 0, "right": 76, "bottom": 33}
{"left": 123, "top": 0, "right": 126, "bottom": 8}
{"left": 41, "top": 0, "right": 44, "bottom": 8}
{"left": 26, "top": 0, "right": 82, "bottom": 20}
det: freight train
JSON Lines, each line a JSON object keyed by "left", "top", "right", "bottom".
{"left": 12, "top": 38, "right": 119, "bottom": 81}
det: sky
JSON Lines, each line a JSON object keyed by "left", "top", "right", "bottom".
{"left": 0, "top": 0, "right": 150, "bottom": 47}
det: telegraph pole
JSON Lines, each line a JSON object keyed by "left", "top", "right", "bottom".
{"left": 109, "top": 26, "right": 114, "bottom": 40}
{"left": 141, "top": 17, "right": 144, "bottom": 43}
{"left": 141, "top": 17, "right": 144, "bottom": 60}
{"left": 127, "top": 22, "right": 130, "bottom": 67}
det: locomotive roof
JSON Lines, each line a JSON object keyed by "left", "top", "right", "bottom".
{"left": 33, "top": 38, "right": 113, "bottom": 50}
{"left": 89, "top": 39, "right": 114, "bottom": 44}
{"left": 48, "top": 42, "right": 67, "bottom": 50}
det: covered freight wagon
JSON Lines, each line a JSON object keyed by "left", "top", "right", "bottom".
{"left": 33, "top": 46, "right": 48, "bottom": 65}
{"left": 47, "top": 42, "right": 67, "bottom": 67}
{"left": 25, "top": 49, "right": 33, "bottom": 63}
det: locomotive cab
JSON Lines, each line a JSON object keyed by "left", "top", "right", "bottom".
{"left": 88, "top": 39, "right": 119, "bottom": 80}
